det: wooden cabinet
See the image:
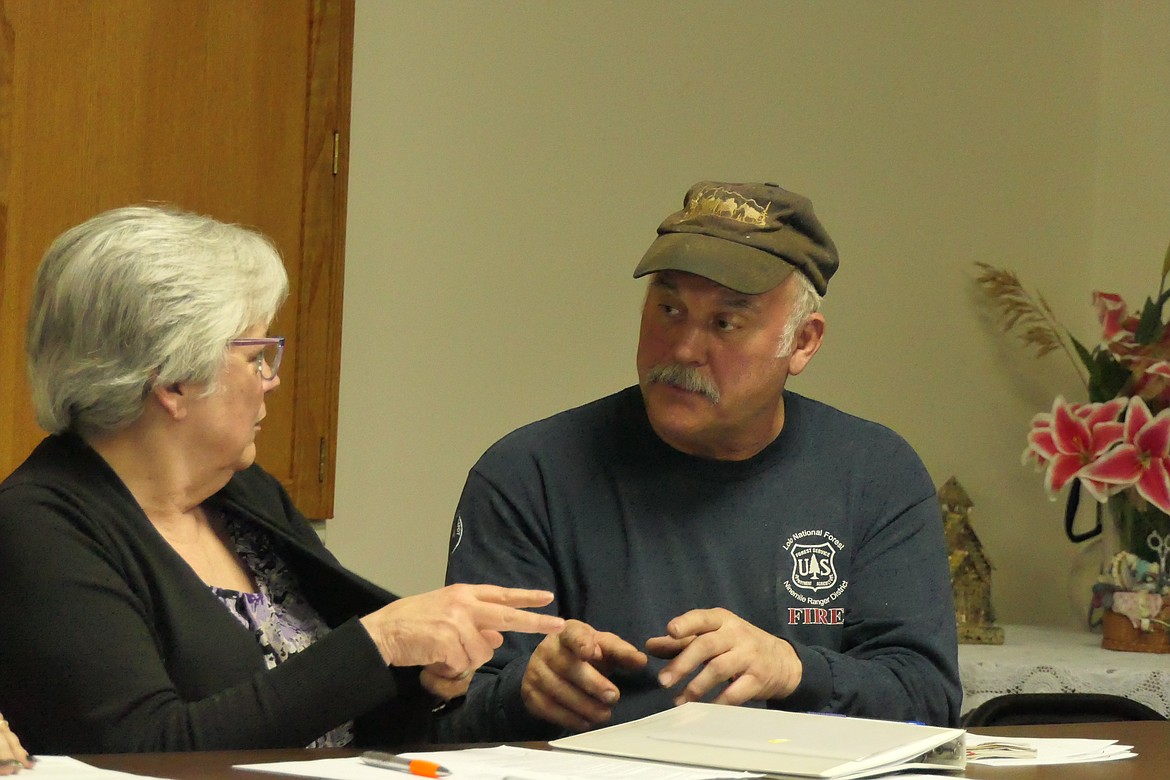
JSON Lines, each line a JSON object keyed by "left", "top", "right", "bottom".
{"left": 0, "top": 0, "right": 353, "bottom": 518}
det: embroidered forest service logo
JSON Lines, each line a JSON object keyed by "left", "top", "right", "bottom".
{"left": 790, "top": 541, "right": 837, "bottom": 591}
{"left": 684, "top": 185, "right": 771, "bottom": 226}
{"left": 782, "top": 530, "right": 849, "bottom": 615}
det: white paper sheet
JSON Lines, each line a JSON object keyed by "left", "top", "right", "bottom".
{"left": 7, "top": 756, "right": 168, "bottom": 779}
{"left": 235, "top": 745, "right": 762, "bottom": 780}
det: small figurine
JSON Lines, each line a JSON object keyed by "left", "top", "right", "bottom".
{"left": 938, "top": 477, "right": 1003, "bottom": 644}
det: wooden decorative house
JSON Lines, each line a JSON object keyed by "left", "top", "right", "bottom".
{"left": 939, "top": 477, "right": 1004, "bottom": 644}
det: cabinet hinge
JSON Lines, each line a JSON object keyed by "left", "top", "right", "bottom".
{"left": 318, "top": 437, "right": 327, "bottom": 483}
{"left": 332, "top": 132, "right": 340, "bottom": 176}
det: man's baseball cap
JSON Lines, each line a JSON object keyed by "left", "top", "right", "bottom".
{"left": 633, "top": 181, "right": 839, "bottom": 295}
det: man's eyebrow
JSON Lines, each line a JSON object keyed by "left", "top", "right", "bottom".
{"left": 721, "top": 295, "right": 759, "bottom": 312}
{"left": 650, "top": 274, "right": 760, "bottom": 312}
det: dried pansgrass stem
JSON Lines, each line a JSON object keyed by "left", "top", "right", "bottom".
{"left": 974, "top": 262, "right": 1089, "bottom": 386}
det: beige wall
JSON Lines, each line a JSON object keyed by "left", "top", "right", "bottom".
{"left": 330, "top": 1, "right": 1170, "bottom": 630}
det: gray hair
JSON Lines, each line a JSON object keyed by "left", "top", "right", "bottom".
{"left": 776, "top": 272, "right": 823, "bottom": 358}
{"left": 25, "top": 205, "right": 289, "bottom": 436}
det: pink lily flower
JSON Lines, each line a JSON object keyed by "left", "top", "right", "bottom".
{"left": 1081, "top": 395, "right": 1170, "bottom": 514}
{"left": 1145, "top": 361, "right": 1170, "bottom": 378}
{"left": 1092, "top": 292, "right": 1170, "bottom": 405}
{"left": 1092, "top": 292, "right": 1133, "bottom": 344}
{"left": 1022, "top": 400, "right": 1097, "bottom": 470}
{"left": 1023, "top": 396, "right": 1127, "bottom": 500}
{"left": 1132, "top": 364, "right": 1170, "bottom": 412}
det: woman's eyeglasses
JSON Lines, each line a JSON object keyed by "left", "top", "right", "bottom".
{"left": 229, "top": 337, "right": 285, "bottom": 381}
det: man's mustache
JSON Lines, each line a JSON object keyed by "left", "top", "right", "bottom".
{"left": 646, "top": 364, "right": 720, "bottom": 404}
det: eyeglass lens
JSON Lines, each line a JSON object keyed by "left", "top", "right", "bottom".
{"left": 260, "top": 343, "right": 281, "bottom": 378}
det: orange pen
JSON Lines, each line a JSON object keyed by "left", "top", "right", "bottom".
{"left": 359, "top": 751, "right": 451, "bottom": 778}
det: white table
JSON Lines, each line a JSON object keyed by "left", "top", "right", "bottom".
{"left": 958, "top": 623, "right": 1170, "bottom": 716}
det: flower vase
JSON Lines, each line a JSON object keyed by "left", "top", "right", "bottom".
{"left": 1098, "top": 491, "right": 1170, "bottom": 653}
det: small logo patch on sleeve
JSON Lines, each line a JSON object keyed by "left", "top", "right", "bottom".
{"left": 449, "top": 511, "right": 464, "bottom": 554}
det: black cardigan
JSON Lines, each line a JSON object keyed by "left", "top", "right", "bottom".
{"left": 0, "top": 434, "right": 431, "bottom": 754}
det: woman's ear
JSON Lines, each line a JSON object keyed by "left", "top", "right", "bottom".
{"left": 787, "top": 313, "right": 825, "bottom": 377}
{"left": 150, "top": 380, "right": 190, "bottom": 421}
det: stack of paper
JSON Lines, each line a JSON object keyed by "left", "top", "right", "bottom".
{"left": 965, "top": 734, "right": 1136, "bottom": 765}
{"left": 238, "top": 704, "right": 966, "bottom": 780}
{"left": 235, "top": 707, "right": 1139, "bottom": 780}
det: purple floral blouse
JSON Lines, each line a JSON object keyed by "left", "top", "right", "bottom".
{"left": 211, "top": 512, "right": 354, "bottom": 748}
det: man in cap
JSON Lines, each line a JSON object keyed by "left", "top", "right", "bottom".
{"left": 439, "top": 182, "right": 960, "bottom": 740}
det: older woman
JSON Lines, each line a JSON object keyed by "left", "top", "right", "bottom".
{"left": 0, "top": 205, "right": 563, "bottom": 754}
{"left": 0, "top": 715, "right": 31, "bottom": 774}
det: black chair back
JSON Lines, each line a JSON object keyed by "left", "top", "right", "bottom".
{"left": 961, "top": 693, "right": 1167, "bottom": 727}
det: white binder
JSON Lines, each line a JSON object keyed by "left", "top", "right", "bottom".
{"left": 550, "top": 702, "right": 966, "bottom": 779}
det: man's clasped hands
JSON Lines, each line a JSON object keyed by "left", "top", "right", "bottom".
{"left": 520, "top": 610, "right": 804, "bottom": 731}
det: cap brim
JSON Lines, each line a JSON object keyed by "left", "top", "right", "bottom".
{"left": 633, "top": 232, "right": 796, "bottom": 295}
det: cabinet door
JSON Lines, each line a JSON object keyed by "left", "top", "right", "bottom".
{"left": 0, "top": 0, "right": 352, "bottom": 518}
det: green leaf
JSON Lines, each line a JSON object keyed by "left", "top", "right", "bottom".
{"left": 1073, "top": 336, "right": 1130, "bottom": 403}
{"left": 1162, "top": 238, "right": 1170, "bottom": 284}
{"left": 1089, "top": 352, "right": 1131, "bottom": 402}
{"left": 1070, "top": 335, "right": 1096, "bottom": 375}
{"left": 1134, "top": 296, "right": 1165, "bottom": 344}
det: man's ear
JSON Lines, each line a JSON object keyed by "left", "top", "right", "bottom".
{"left": 150, "top": 380, "right": 190, "bottom": 421}
{"left": 787, "top": 313, "right": 825, "bottom": 376}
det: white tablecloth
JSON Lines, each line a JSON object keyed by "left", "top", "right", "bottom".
{"left": 958, "top": 623, "right": 1170, "bottom": 716}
